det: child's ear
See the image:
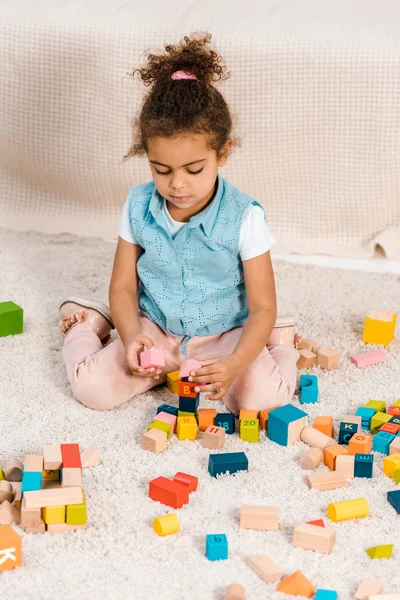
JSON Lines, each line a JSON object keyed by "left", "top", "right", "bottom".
{"left": 217, "top": 138, "right": 233, "bottom": 167}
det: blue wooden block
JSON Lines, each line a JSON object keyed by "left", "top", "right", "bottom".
{"left": 215, "top": 413, "right": 235, "bottom": 434}
{"left": 206, "top": 534, "right": 228, "bottom": 560}
{"left": 373, "top": 431, "right": 396, "bottom": 455}
{"left": 338, "top": 422, "right": 358, "bottom": 444}
{"left": 156, "top": 404, "right": 178, "bottom": 417}
{"left": 356, "top": 407, "right": 376, "bottom": 430}
{"left": 21, "top": 470, "right": 42, "bottom": 494}
{"left": 179, "top": 394, "right": 199, "bottom": 413}
{"left": 315, "top": 590, "right": 338, "bottom": 600}
{"left": 267, "top": 404, "right": 308, "bottom": 446}
{"left": 208, "top": 452, "right": 248, "bottom": 477}
{"left": 299, "top": 374, "right": 319, "bottom": 404}
{"left": 354, "top": 453, "right": 374, "bottom": 478}
{"left": 387, "top": 490, "right": 400, "bottom": 514}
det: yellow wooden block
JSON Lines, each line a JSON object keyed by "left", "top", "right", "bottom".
{"left": 166, "top": 371, "right": 180, "bottom": 395}
{"left": 383, "top": 453, "right": 400, "bottom": 478}
{"left": 42, "top": 504, "right": 66, "bottom": 525}
{"left": 176, "top": 415, "right": 198, "bottom": 440}
{"left": 240, "top": 418, "right": 259, "bottom": 442}
{"left": 362, "top": 309, "right": 397, "bottom": 346}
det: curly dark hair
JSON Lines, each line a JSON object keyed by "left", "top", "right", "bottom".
{"left": 122, "top": 32, "right": 239, "bottom": 161}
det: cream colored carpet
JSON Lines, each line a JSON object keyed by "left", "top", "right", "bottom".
{"left": 0, "top": 228, "right": 399, "bottom": 600}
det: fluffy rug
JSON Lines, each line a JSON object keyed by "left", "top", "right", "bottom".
{"left": 0, "top": 228, "right": 399, "bottom": 600}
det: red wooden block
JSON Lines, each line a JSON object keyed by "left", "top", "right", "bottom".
{"left": 380, "top": 423, "right": 400, "bottom": 435}
{"left": 148, "top": 476, "right": 189, "bottom": 509}
{"left": 60, "top": 444, "right": 82, "bottom": 470}
{"left": 173, "top": 472, "right": 198, "bottom": 492}
{"left": 388, "top": 406, "right": 400, "bottom": 417}
{"left": 307, "top": 519, "right": 325, "bottom": 527}
{"left": 178, "top": 380, "right": 197, "bottom": 399}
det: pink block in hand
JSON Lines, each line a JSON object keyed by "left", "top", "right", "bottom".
{"left": 179, "top": 359, "right": 202, "bottom": 378}
{"left": 350, "top": 349, "right": 386, "bottom": 368}
{"left": 140, "top": 347, "right": 165, "bottom": 369}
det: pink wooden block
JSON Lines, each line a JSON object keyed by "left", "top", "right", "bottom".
{"left": 179, "top": 359, "right": 202, "bottom": 378}
{"left": 152, "top": 411, "right": 177, "bottom": 433}
{"left": 350, "top": 350, "right": 387, "bottom": 368}
{"left": 140, "top": 347, "right": 165, "bottom": 369}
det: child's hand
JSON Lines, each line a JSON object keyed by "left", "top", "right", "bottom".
{"left": 188, "top": 354, "right": 243, "bottom": 401}
{"left": 124, "top": 333, "right": 163, "bottom": 379}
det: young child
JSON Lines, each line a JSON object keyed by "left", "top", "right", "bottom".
{"left": 59, "top": 33, "right": 300, "bottom": 413}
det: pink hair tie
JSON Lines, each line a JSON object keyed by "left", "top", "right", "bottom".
{"left": 171, "top": 70, "right": 197, "bottom": 80}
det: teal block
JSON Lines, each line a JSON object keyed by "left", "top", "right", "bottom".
{"left": 373, "top": 431, "right": 395, "bottom": 455}
{"left": 356, "top": 407, "right": 376, "bottom": 430}
{"left": 206, "top": 534, "right": 228, "bottom": 560}
{"left": 0, "top": 301, "right": 23, "bottom": 337}
{"left": 387, "top": 490, "right": 400, "bottom": 514}
{"left": 338, "top": 422, "right": 358, "bottom": 444}
{"left": 208, "top": 452, "right": 248, "bottom": 477}
{"left": 267, "top": 404, "right": 308, "bottom": 446}
{"left": 299, "top": 374, "right": 318, "bottom": 404}
{"left": 315, "top": 590, "right": 337, "bottom": 600}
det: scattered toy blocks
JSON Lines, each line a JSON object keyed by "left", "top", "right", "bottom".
{"left": 387, "top": 489, "right": 400, "bottom": 514}
{"left": 198, "top": 408, "right": 217, "bottom": 432}
{"left": 373, "top": 431, "right": 395, "bottom": 455}
{"left": 153, "top": 513, "right": 180, "bottom": 536}
{"left": 354, "top": 579, "right": 383, "bottom": 600}
{"left": 215, "top": 413, "right": 235, "bottom": 434}
{"left": 317, "top": 348, "right": 340, "bottom": 370}
{"left": 240, "top": 418, "right": 259, "bottom": 443}
{"left": 176, "top": 416, "right": 198, "bottom": 440}
{"left": 297, "top": 349, "right": 317, "bottom": 369}
{"left": 293, "top": 522, "right": 336, "bottom": 554}
{"left": 383, "top": 453, "right": 400, "bottom": 479}
{"left": 327, "top": 498, "right": 369, "bottom": 522}
{"left": 276, "top": 570, "right": 315, "bottom": 598}
{"left": 208, "top": 452, "right": 248, "bottom": 478}
{"left": 142, "top": 429, "right": 167, "bottom": 454}
{"left": 268, "top": 404, "right": 308, "bottom": 446}
{"left": 240, "top": 505, "right": 279, "bottom": 530}
{"left": 139, "top": 347, "right": 165, "bottom": 369}
{"left": 0, "top": 301, "right": 23, "bottom": 337}
{"left": 351, "top": 350, "right": 387, "bottom": 368}
{"left": 335, "top": 455, "right": 355, "bottom": 478}
{"left": 366, "top": 544, "right": 393, "bottom": 559}
{"left": 348, "top": 433, "right": 372, "bottom": 455}
{"left": 301, "top": 426, "right": 335, "bottom": 449}
{"left": 247, "top": 554, "right": 283, "bottom": 583}
{"left": 201, "top": 425, "right": 225, "bottom": 449}
{"left": 362, "top": 309, "right": 396, "bottom": 346}
{"left": 323, "top": 444, "right": 348, "bottom": 470}
{"left": 299, "top": 374, "right": 319, "bottom": 404}
{"left": 300, "top": 447, "right": 323, "bottom": 470}
{"left": 312, "top": 416, "right": 334, "bottom": 438}
{"left": 206, "top": 534, "right": 228, "bottom": 561}
{"left": 0, "top": 525, "right": 22, "bottom": 570}
{"left": 148, "top": 476, "right": 189, "bottom": 509}
{"left": 306, "top": 472, "right": 347, "bottom": 491}
{"left": 354, "top": 453, "right": 374, "bottom": 478}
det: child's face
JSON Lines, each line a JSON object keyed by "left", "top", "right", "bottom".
{"left": 147, "top": 133, "right": 230, "bottom": 214}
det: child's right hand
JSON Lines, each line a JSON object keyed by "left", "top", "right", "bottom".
{"left": 124, "top": 333, "right": 162, "bottom": 379}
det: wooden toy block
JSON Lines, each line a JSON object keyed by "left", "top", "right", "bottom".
{"left": 317, "top": 347, "right": 340, "bottom": 370}
{"left": 313, "top": 416, "right": 334, "bottom": 438}
{"left": 156, "top": 404, "right": 178, "bottom": 417}
{"left": 178, "top": 394, "right": 199, "bottom": 414}
{"left": 338, "top": 422, "right": 358, "bottom": 445}
{"left": 354, "top": 453, "right": 374, "bottom": 478}
{"left": 43, "top": 444, "right": 62, "bottom": 470}
{"left": 300, "top": 447, "right": 323, "bottom": 470}
{"left": 208, "top": 452, "right": 248, "bottom": 477}
{"left": 293, "top": 522, "right": 336, "bottom": 554}
{"left": 81, "top": 442, "right": 100, "bottom": 467}
{"left": 173, "top": 472, "right": 198, "bottom": 492}
{"left": 61, "top": 467, "right": 82, "bottom": 488}
{"left": 327, "top": 498, "right": 369, "bottom": 522}
{"left": 178, "top": 379, "right": 198, "bottom": 399}
{"left": 387, "top": 490, "right": 400, "bottom": 514}
{"left": 370, "top": 412, "right": 391, "bottom": 434}
{"left": 206, "top": 533, "right": 228, "bottom": 561}
{"left": 215, "top": 412, "right": 235, "bottom": 434}
{"left": 365, "top": 399, "right": 387, "bottom": 412}
{"left": 240, "top": 505, "right": 279, "bottom": 530}
{"left": 179, "top": 358, "right": 202, "bottom": 378}
{"left": 201, "top": 425, "right": 225, "bottom": 449}
{"left": 21, "top": 470, "right": 42, "bottom": 494}
{"left": 24, "top": 454, "right": 43, "bottom": 472}
{"left": 42, "top": 505, "right": 66, "bottom": 525}
{"left": 354, "top": 579, "right": 383, "bottom": 600}
{"left": 373, "top": 431, "right": 395, "bottom": 454}
{"left": 390, "top": 436, "right": 400, "bottom": 454}
{"left": 298, "top": 338, "right": 318, "bottom": 352}
{"left": 66, "top": 492, "right": 87, "bottom": 525}
{"left": 348, "top": 433, "right": 372, "bottom": 455}
{"left": 301, "top": 426, "right": 335, "bottom": 449}
{"left": 60, "top": 444, "right": 82, "bottom": 470}
{"left": 0, "top": 301, "right": 23, "bottom": 337}
{"left": 225, "top": 584, "right": 245, "bottom": 600}
{"left": 388, "top": 406, "right": 400, "bottom": 416}
{"left": 366, "top": 544, "right": 393, "bottom": 559}
{"left": 4, "top": 459, "right": 22, "bottom": 482}
{"left": 383, "top": 453, "right": 400, "bottom": 478}
{"left": 268, "top": 404, "right": 308, "bottom": 446}
{"left": 23, "top": 487, "right": 83, "bottom": 509}
{"left": 166, "top": 370, "right": 180, "bottom": 395}
{"left": 0, "top": 525, "right": 22, "bottom": 570}
{"left": 356, "top": 407, "right": 376, "bottom": 430}
{"left": 239, "top": 410, "right": 258, "bottom": 421}
{"left": 307, "top": 519, "right": 325, "bottom": 527}
{"left": 351, "top": 349, "right": 387, "bottom": 368}
{"left": 148, "top": 476, "right": 189, "bottom": 509}
{"left": 299, "top": 374, "right": 318, "bottom": 404}
{"left": 240, "top": 418, "right": 259, "bottom": 443}
{"left": 307, "top": 472, "right": 347, "bottom": 491}
{"left": 142, "top": 428, "right": 167, "bottom": 454}
{"left": 297, "top": 349, "right": 317, "bottom": 369}
{"left": 335, "top": 454, "right": 355, "bottom": 477}
{"left": 0, "top": 481, "right": 13, "bottom": 504}
{"left": 247, "top": 554, "right": 283, "bottom": 583}
{"left": 153, "top": 513, "right": 180, "bottom": 536}
{"left": 323, "top": 444, "right": 348, "bottom": 470}
{"left": 259, "top": 410, "right": 270, "bottom": 432}
{"left": 139, "top": 347, "right": 165, "bottom": 369}
{"left": 315, "top": 590, "right": 337, "bottom": 600}
{"left": 152, "top": 411, "right": 177, "bottom": 433}
{"left": 362, "top": 309, "right": 396, "bottom": 346}
{"left": 176, "top": 415, "right": 198, "bottom": 440}
{"left": 21, "top": 498, "right": 41, "bottom": 528}
{"left": 47, "top": 523, "right": 86, "bottom": 533}
{"left": 276, "top": 570, "right": 315, "bottom": 598}
{"left": 147, "top": 420, "right": 172, "bottom": 439}
{"left": 198, "top": 408, "right": 217, "bottom": 431}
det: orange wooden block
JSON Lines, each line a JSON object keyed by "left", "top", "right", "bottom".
{"left": 239, "top": 410, "right": 258, "bottom": 421}
{"left": 201, "top": 425, "right": 225, "bottom": 449}
{"left": 323, "top": 444, "right": 348, "bottom": 470}
{"left": 348, "top": 433, "right": 372, "bottom": 456}
{"left": 0, "top": 525, "right": 22, "bottom": 570}
{"left": 173, "top": 472, "right": 198, "bottom": 492}
{"left": 276, "top": 571, "right": 315, "bottom": 597}
{"left": 259, "top": 410, "right": 270, "bottom": 431}
{"left": 297, "top": 349, "right": 317, "bottom": 369}
{"left": 198, "top": 408, "right": 217, "bottom": 432}
{"left": 313, "top": 416, "right": 334, "bottom": 438}
{"left": 240, "top": 505, "right": 279, "bottom": 530}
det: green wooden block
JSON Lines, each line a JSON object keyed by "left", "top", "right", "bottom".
{"left": 147, "top": 420, "right": 172, "bottom": 439}
{"left": 394, "top": 469, "right": 400, "bottom": 485}
{"left": 240, "top": 418, "right": 259, "bottom": 442}
{"left": 370, "top": 412, "right": 391, "bottom": 433}
{"left": 66, "top": 490, "right": 86, "bottom": 525}
{"left": 365, "top": 400, "right": 386, "bottom": 413}
{"left": 0, "top": 301, "right": 23, "bottom": 337}
{"left": 0, "top": 466, "right": 5, "bottom": 480}
{"left": 366, "top": 544, "right": 393, "bottom": 559}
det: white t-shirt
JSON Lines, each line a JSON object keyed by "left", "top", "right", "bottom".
{"left": 118, "top": 198, "right": 275, "bottom": 261}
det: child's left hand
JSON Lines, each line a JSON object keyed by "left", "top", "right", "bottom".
{"left": 188, "top": 354, "right": 243, "bottom": 401}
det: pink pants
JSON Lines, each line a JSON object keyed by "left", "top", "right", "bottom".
{"left": 62, "top": 316, "right": 300, "bottom": 414}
